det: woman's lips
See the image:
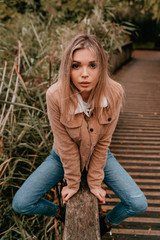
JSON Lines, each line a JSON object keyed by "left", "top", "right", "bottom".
{"left": 80, "top": 81, "right": 90, "bottom": 87}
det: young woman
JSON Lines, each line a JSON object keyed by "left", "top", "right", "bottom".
{"left": 12, "top": 34, "right": 147, "bottom": 236}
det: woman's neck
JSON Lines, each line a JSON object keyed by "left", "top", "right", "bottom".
{"left": 80, "top": 91, "right": 90, "bottom": 103}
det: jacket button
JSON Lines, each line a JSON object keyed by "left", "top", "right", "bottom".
{"left": 91, "top": 113, "right": 93, "bottom": 117}
{"left": 108, "top": 117, "right": 111, "bottom": 121}
{"left": 90, "top": 128, "right": 94, "bottom": 132}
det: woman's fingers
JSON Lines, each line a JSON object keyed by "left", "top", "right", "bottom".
{"left": 100, "top": 189, "right": 106, "bottom": 199}
{"left": 91, "top": 188, "right": 106, "bottom": 202}
{"left": 62, "top": 188, "right": 69, "bottom": 203}
{"left": 63, "top": 192, "right": 71, "bottom": 203}
{"left": 98, "top": 192, "right": 105, "bottom": 202}
{"left": 61, "top": 187, "right": 77, "bottom": 204}
{"left": 61, "top": 187, "right": 68, "bottom": 203}
{"left": 62, "top": 192, "right": 68, "bottom": 203}
{"left": 62, "top": 187, "right": 106, "bottom": 204}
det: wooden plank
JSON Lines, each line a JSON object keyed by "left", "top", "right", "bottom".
{"left": 114, "top": 132, "right": 160, "bottom": 137}
{"left": 118, "top": 117, "right": 160, "bottom": 121}
{"left": 63, "top": 172, "right": 100, "bottom": 240}
{"left": 138, "top": 185, "right": 160, "bottom": 189}
{"left": 120, "top": 111, "right": 160, "bottom": 115}
{"left": 111, "top": 228, "right": 160, "bottom": 236}
{"left": 105, "top": 190, "right": 160, "bottom": 196}
{"left": 117, "top": 122, "right": 160, "bottom": 127}
{"left": 112, "top": 150, "right": 160, "bottom": 155}
{"left": 116, "top": 126, "right": 160, "bottom": 130}
{"left": 133, "top": 178, "right": 160, "bottom": 183}
{"left": 114, "top": 153, "right": 160, "bottom": 158}
{"left": 118, "top": 160, "right": 160, "bottom": 164}
{"left": 124, "top": 217, "right": 160, "bottom": 223}
{"left": 119, "top": 118, "right": 160, "bottom": 122}
{"left": 126, "top": 113, "right": 160, "bottom": 117}
{"left": 105, "top": 198, "right": 160, "bottom": 204}
{"left": 123, "top": 166, "right": 160, "bottom": 170}
{"left": 111, "top": 139, "right": 160, "bottom": 145}
{"left": 116, "top": 129, "right": 160, "bottom": 133}
{"left": 119, "top": 113, "right": 160, "bottom": 117}
{"left": 116, "top": 151, "right": 160, "bottom": 156}
{"left": 128, "top": 172, "right": 160, "bottom": 176}
{"left": 131, "top": 191, "right": 160, "bottom": 196}
{"left": 102, "top": 205, "right": 160, "bottom": 212}
{"left": 110, "top": 144, "right": 160, "bottom": 149}
{"left": 113, "top": 136, "right": 160, "bottom": 140}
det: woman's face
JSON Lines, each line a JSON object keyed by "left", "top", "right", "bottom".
{"left": 70, "top": 48, "right": 100, "bottom": 102}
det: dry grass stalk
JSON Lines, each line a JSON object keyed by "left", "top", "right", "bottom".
{"left": 0, "top": 41, "right": 22, "bottom": 135}
{"left": 21, "top": 46, "right": 31, "bottom": 68}
{"left": 0, "top": 63, "right": 15, "bottom": 125}
{"left": 31, "top": 22, "right": 42, "bottom": 48}
{"left": 0, "top": 158, "right": 12, "bottom": 178}
{"left": 0, "top": 61, "right": 7, "bottom": 96}
{"left": 14, "top": 66, "right": 27, "bottom": 92}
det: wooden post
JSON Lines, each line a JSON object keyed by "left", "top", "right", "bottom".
{"left": 63, "top": 171, "right": 101, "bottom": 240}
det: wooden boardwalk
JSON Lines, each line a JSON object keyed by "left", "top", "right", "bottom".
{"left": 102, "top": 50, "right": 160, "bottom": 240}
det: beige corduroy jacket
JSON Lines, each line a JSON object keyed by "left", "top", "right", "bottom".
{"left": 46, "top": 83, "right": 121, "bottom": 191}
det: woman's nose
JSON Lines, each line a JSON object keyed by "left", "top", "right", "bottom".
{"left": 81, "top": 67, "right": 88, "bottom": 78}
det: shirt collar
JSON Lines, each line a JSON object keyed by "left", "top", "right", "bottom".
{"left": 75, "top": 94, "right": 108, "bottom": 116}
{"left": 75, "top": 94, "right": 90, "bottom": 116}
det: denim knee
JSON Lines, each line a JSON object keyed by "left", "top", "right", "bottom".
{"left": 12, "top": 193, "right": 31, "bottom": 214}
{"left": 129, "top": 193, "right": 148, "bottom": 215}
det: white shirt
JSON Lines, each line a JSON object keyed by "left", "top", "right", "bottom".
{"left": 75, "top": 94, "right": 108, "bottom": 117}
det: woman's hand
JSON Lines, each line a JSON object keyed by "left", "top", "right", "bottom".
{"left": 61, "top": 186, "right": 78, "bottom": 204}
{"left": 91, "top": 188, "right": 106, "bottom": 203}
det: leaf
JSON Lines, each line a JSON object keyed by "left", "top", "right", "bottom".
{"left": 33, "top": 236, "right": 38, "bottom": 240}
{"left": 0, "top": 137, "right": 5, "bottom": 154}
{"left": 119, "top": 224, "right": 123, "bottom": 228}
{"left": 102, "top": 208, "right": 107, "bottom": 213}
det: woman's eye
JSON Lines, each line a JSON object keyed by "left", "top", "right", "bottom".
{"left": 90, "top": 63, "right": 97, "bottom": 68}
{"left": 72, "top": 64, "right": 79, "bottom": 69}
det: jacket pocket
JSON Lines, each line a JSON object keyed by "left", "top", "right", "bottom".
{"left": 60, "top": 115, "right": 82, "bottom": 142}
{"left": 98, "top": 109, "right": 115, "bottom": 137}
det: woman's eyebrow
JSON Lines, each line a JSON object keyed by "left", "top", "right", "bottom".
{"left": 72, "top": 60, "right": 97, "bottom": 63}
{"left": 72, "top": 60, "right": 81, "bottom": 63}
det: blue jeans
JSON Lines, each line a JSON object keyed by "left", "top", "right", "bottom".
{"left": 12, "top": 148, "right": 147, "bottom": 225}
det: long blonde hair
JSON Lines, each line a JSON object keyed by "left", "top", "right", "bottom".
{"left": 58, "top": 34, "right": 124, "bottom": 119}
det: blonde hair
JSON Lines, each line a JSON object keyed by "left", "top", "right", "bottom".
{"left": 58, "top": 34, "right": 124, "bottom": 119}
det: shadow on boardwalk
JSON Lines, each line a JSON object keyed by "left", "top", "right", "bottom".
{"left": 102, "top": 50, "right": 160, "bottom": 240}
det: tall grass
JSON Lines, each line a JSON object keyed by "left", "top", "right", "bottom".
{"left": 0, "top": 38, "right": 63, "bottom": 239}
{"left": 0, "top": 3, "right": 135, "bottom": 239}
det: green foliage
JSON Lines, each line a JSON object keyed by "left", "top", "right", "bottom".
{"left": 82, "top": 5, "right": 135, "bottom": 53}
{"left": 103, "top": 0, "right": 160, "bottom": 43}
{"left": 0, "top": 0, "right": 45, "bottom": 21}
{"left": 0, "top": 42, "right": 58, "bottom": 239}
{"left": 144, "top": 0, "right": 160, "bottom": 22}
{"left": 54, "top": 0, "right": 94, "bottom": 22}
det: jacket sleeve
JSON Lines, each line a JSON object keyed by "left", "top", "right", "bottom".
{"left": 46, "top": 89, "right": 81, "bottom": 191}
{"left": 87, "top": 105, "right": 121, "bottom": 190}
